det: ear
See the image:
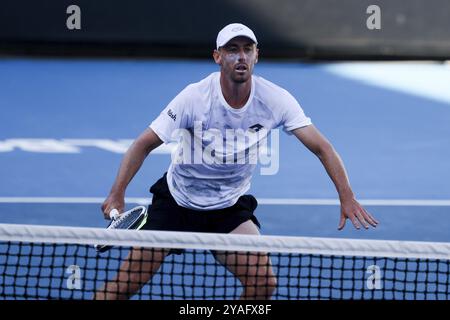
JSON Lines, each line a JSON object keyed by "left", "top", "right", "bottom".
{"left": 255, "top": 48, "right": 259, "bottom": 64}
{"left": 213, "top": 49, "right": 222, "bottom": 65}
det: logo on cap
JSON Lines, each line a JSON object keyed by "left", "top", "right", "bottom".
{"left": 232, "top": 26, "right": 243, "bottom": 32}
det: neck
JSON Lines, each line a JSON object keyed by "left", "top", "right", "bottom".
{"left": 219, "top": 74, "right": 252, "bottom": 108}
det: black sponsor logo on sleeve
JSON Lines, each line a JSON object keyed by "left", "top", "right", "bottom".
{"left": 167, "top": 109, "right": 177, "bottom": 121}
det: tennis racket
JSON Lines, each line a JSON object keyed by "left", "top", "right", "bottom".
{"left": 95, "top": 205, "right": 148, "bottom": 253}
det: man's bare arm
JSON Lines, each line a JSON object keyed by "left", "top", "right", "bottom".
{"left": 101, "top": 128, "right": 163, "bottom": 218}
{"left": 292, "top": 125, "right": 378, "bottom": 230}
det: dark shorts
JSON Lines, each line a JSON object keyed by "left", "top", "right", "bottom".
{"left": 142, "top": 173, "right": 261, "bottom": 235}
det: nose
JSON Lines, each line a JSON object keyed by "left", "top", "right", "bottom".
{"left": 237, "top": 48, "right": 246, "bottom": 61}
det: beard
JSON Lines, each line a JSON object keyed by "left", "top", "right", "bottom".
{"left": 231, "top": 75, "right": 249, "bottom": 83}
{"left": 230, "top": 68, "right": 252, "bottom": 83}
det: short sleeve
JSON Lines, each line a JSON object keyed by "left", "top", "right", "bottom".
{"left": 279, "top": 90, "right": 312, "bottom": 133}
{"left": 149, "top": 86, "right": 194, "bottom": 143}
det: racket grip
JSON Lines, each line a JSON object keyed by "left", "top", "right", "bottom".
{"left": 109, "top": 208, "right": 120, "bottom": 220}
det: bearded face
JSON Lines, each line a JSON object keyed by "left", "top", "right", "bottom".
{"left": 214, "top": 36, "right": 258, "bottom": 84}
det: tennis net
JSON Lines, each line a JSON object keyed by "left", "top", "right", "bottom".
{"left": 0, "top": 223, "right": 449, "bottom": 300}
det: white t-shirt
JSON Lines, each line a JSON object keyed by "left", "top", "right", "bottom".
{"left": 150, "top": 72, "right": 311, "bottom": 210}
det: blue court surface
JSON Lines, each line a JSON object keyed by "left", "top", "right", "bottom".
{"left": 1, "top": 57, "right": 450, "bottom": 242}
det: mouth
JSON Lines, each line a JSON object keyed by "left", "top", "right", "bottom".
{"left": 235, "top": 64, "right": 248, "bottom": 73}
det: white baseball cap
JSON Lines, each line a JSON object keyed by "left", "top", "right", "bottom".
{"left": 216, "top": 23, "right": 258, "bottom": 49}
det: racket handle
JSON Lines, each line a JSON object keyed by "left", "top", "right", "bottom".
{"left": 109, "top": 208, "right": 120, "bottom": 220}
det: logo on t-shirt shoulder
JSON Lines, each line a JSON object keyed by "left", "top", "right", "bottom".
{"left": 249, "top": 124, "right": 264, "bottom": 132}
{"left": 167, "top": 109, "right": 177, "bottom": 121}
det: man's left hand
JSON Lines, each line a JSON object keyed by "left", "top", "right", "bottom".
{"left": 338, "top": 198, "right": 378, "bottom": 230}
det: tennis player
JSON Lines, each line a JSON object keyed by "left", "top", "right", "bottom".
{"left": 95, "top": 23, "right": 378, "bottom": 300}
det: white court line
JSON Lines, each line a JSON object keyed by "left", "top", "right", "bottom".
{"left": 0, "top": 197, "right": 151, "bottom": 205}
{"left": 0, "top": 197, "right": 450, "bottom": 206}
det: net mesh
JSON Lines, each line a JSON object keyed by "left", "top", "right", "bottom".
{"left": 0, "top": 224, "right": 449, "bottom": 300}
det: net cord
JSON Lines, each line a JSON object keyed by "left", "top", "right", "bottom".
{"left": 0, "top": 223, "right": 449, "bottom": 260}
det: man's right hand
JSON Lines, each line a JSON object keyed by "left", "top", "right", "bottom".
{"left": 101, "top": 193, "right": 125, "bottom": 220}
